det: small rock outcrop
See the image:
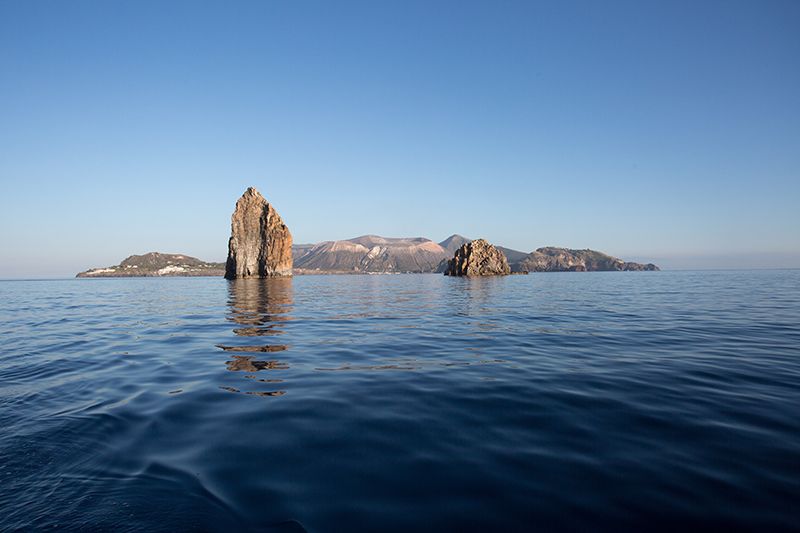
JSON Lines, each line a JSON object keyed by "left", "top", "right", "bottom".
{"left": 225, "top": 187, "right": 292, "bottom": 279}
{"left": 443, "top": 239, "right": 511, "bottom": 277}
{"left": 438, "top": 234, "right": 529, "bottom": 264}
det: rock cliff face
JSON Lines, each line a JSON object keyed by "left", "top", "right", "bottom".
{"left": 444, "top": 239, "right": 511, "bottom": 276}
{"left": 515, "top": 247, "right": 659, "bottom": 272}
{"left": 77, "top": 253, "right": 224, "bottom": 277}
{"left": 225, "top": 187, "right": 293, "bottom": 279}
{"left": 294, "top": 235, "right": 449, "bottom": 273}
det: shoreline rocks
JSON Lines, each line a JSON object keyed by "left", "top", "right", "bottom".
{"left": 225, "top": 187, "right": 293, "bottom": 279}
{"left": 444, "top": 239, "right": 511, "bottom": 277}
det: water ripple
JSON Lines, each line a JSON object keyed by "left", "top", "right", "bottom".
{"left": 1, "top": 272, "right": 799, "bottom": 530}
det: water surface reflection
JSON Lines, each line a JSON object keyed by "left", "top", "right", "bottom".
{"left": 220, "top": 278, "right": 294, "bottom": 397}
{"left": 1, "top": 273, "right": 799, "bottom": 530}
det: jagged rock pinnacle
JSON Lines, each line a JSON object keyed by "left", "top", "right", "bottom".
{"left": 224, "top": 187, "right": 292, "bottom": 279}
{"left": 443, "top": 238, "right": 510, "bottom": 277}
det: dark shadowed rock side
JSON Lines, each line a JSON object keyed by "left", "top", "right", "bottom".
{"left": 514, "top": 247, "right": 660, "bottom": 272}
{"left": 76, "top": 253, "right": 225, "bottom": 277}
{"left": 225, "top": 187, "right": 293, "bottom": 279}
{"left": 444, "top": 239, "right": 511, "bottom": 276}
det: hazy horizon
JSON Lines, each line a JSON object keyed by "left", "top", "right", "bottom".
{"left": 2, "top": 1, "right": 799, "bottom": 278}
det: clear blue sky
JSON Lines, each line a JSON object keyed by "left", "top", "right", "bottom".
{"left": 1, "top": 0, "right": 798, "bottom": 277}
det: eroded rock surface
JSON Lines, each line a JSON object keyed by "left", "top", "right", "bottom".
{"left": 444, "top": 239, "right": 511, "bottom": 276}
{"left": 225, "top": 187, "right": 292, "bottom": 279}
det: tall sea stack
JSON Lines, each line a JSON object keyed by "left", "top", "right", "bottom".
{"left": 224, "top": 187, "right": 293, "bottom": 279}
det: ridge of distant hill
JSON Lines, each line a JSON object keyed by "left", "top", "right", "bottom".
{"left": 294, "top": 235, "right": 450, "bottom": 273}
{"left": 292, "top": 244, "right": 316, "bottom": 261}
{"left": 439, "top": 234, "right": 471, "bottom": 254}
{"left": 76, "top": 252, "right": 225, "bottom": 277}
{"left": 439, "top": 234, "right": 528, "bottom": 263}
{"left": 515, "top": 247, "right": 659, "bottom": 272}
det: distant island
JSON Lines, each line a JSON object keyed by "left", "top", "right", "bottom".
{"left": 77, "top": 252, "right": 225, "bottom": 277}
{"left": 76, "top": 235, "right": 658, "bottom": 277}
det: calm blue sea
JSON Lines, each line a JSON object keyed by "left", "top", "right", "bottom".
{"left": 1, "top": 271, "right": 799, "bottom": 531}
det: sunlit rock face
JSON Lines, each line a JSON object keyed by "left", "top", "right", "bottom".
{"left": 224, "top": 187, "right": 293, "bottom": 279}
{"left": 444, "top": 238, "right": 511, "bottom": 277}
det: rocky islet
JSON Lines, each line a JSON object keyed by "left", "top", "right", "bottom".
{"left": 443, "top": 239, "right": 512, "bottom": 277}
{"left": 224, "top": 187, "right": 293, "bottom": 279}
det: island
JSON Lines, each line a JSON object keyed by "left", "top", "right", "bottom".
{"left": 76, "top": 253, "right": 225, "bottom": 277}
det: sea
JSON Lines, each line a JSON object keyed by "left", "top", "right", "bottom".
{"left": 1, "top": 271, "right": 799, "bottom": 531}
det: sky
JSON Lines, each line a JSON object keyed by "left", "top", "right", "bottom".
{"left": 1, "top": 0, "right": 799, "bottom": 277}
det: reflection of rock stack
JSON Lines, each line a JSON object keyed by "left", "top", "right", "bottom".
{"left": 225, "top": 187, "right": 293, "bottom": 279}
{"left": 226, "top": 278, "right": 293, "bottom": 335}
{"left": 218, "top": 278, "right": 294, "bottom": 397}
